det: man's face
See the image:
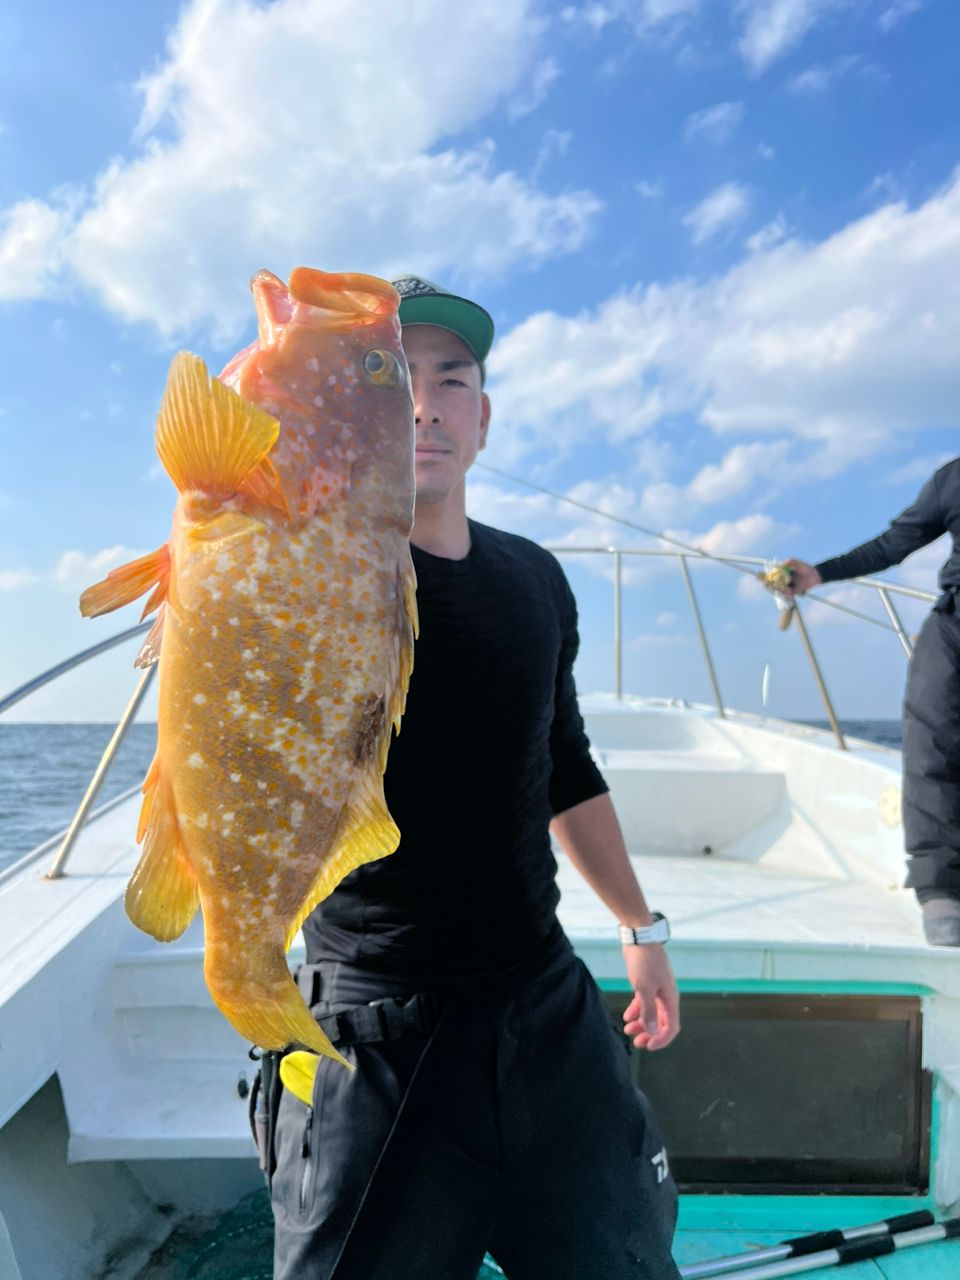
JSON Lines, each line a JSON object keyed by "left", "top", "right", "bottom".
{"left": 401, "top": 324, "right": 491, "bottom": 507}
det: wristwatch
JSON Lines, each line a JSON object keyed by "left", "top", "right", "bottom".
{"left": 618, "top": 913, "right": 670, "bottom": 946}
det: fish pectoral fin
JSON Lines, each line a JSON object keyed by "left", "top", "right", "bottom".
{"left": 187, "top": 509, "right": 266, "bottom": 545}
{"left": 280, "top": 1051, "right": 321, "bottom": 1106}
{"left": 79, "top": 544, "right": 171, "bottom": 619}
{"left": 284, "top": 776, "right": 400, "bottom": 952}
{"left": 237, "top": 455, "right": 292, "bottom": 521}
{"left": 126, "top": 761, "right": 199, "bottom": 941}
{"left": 156, "top": 351, "right": 280, "bottom": 495}
{"left": 134, "top": 604, "right": 165, "bottom": 669}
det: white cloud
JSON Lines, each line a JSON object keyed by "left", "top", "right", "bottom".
{"left": 635, "top": 178, "right": 664, "bottom": 199}
{"left": 508, "top": 58, "right": 560, "bottom": 119}
{"left": 786, "top": 54, "right": 881, "bottom": 94}
{"left": 683, "top": 182, "right": 751, "bottom": 244}
{"left": 684, "top": 102, "right": 745, "bottom": 144}
{"left": 0, "top": 0, "right": 600, "bottom": 342}
{"left": 672, "top": 512, "right": 779, "bottom": 557}
{"left": 878, "top": 0, "right": 924, "bottom": 32}
{"left": 0, "top": 570, "right": 37, "bottom": 591}
{"left": 687, "top": 441, "right": 791, "bottom": 505}
{"left": 488, "top": 170, "right": 960, "bottom": 490}
{"left": 0, "top": 199, "right": 74, "bottom": 302}
{"left": 531, "top": 129, "right": 573, "bottom": 183}
{"left": 656, "top": 611, "right": 679, "bottom": 626}
{"left": 562, "top": 0, "right": 699, "bottom": 39}
{"left": 736, "top": 0, "right": 849, "bottom": 75}
{"left": 746, "top": 215, "right": 788, "bottom": 253}
{"left": 883, "top": 453, "right": 954, "bottom": 486}
{"left": 52, "top": 546, "right": 150, "bottom": 592}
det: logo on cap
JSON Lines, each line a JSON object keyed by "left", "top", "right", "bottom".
{"left": 393, "top": 276, "right": 443, "bottom": 299}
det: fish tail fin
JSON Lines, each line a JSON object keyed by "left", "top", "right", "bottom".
{"left": 206, "top": 945, "right": 351, "bottom": 1069}
{"left": 155, "top": 351, "right": 281, "bottom": 495}
{"left": 125, "top": 756, "right": 199, "bottom": 941}
{"left": 79, "top": 544, "right": 170, "bottom": 619}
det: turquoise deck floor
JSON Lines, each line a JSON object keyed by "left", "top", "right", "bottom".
{"left": 674, "top": 1197, "right": 958, "bottom": 1279}
{"left": 141, "top": 1190, "right": 959, "bottom": 1278}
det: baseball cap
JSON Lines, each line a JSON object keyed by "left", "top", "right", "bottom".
{"left": 391, "top": 276, "right": 494, "bottom": 381}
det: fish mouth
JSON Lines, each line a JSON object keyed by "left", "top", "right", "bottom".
{"left": 285, "top": 267, "right": 399, "bottom": 327}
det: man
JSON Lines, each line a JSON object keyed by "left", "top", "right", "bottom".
{"left": 270, "top": 277, "right": 682, "bottom": 1279}
{"left": 784, "top": 457, "right": 960, "bottom": 947}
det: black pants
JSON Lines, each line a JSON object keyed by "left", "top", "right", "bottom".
{"left": 272, "top": 933, "right": 680, "bottom": 1280}
{"left": 902, "top": 605, "right": 960, "bottom": 897}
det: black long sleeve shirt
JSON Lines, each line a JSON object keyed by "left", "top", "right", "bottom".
{"left": 301, "top": 520, "right": 608, "bottom": 989}
{"left": 815, "top": 458, "right": 960, "bottom": 590}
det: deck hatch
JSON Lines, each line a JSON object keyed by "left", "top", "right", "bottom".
{"left": 606, "top": 992, "right": 931, "bottom": 1195}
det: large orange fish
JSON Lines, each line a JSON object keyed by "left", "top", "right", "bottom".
{"left": 80, "top": 269, "right": 417, "bottom": 1067}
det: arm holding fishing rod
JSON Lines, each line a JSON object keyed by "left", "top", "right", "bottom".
{"left": 768, "top": 459, "right": 960, "bottom": 947}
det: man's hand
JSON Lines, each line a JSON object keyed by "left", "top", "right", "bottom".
{"left": 781, "top": 558, "right": 822, "bottom": 597}
{"left": 621, "top": 943, "right": 680, "bottom": 1052}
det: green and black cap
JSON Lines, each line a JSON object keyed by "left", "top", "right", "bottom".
{"left": 392, "top": 276, "right": 494, "bottom": 383}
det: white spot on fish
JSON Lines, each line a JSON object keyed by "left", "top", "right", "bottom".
{"left": 306, "top": 358, "right": 319, "bottom": 372}
{"left": 197, "top": 813, "right": 209, "bottom": 829}
{"left": 228, "top": 617, "right": 239, "bottom": 626}
{"left": 211, "top": 626, "right": 219, "bottom": 637}
{"left": 257, "top": 781, "right": 267, "bottom": 791}
{"left": 313, "top": 395, "right": 325, "bottom": 408}
{"left": 327, "top": 374, "right": 337, "bottom": 385}
{"left": 189, "top": 753, "right": 204, "bottom": 769}
{"left": 193, "top": 693, "right": 207, "bottom": 706}
{"left": 231, "top": 772, "right": 241, "bottom": 783}
{"left": 223, "top": 812, "right": 235, "bottom": 822}
{"left": 291, "top": 801, "right": 304, "bottom": 828}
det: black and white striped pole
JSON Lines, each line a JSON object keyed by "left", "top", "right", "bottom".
{"left": 682, "top": 1214, "right": 958, "bottom": 1280}
{"left": 679, "top": 1210, "right": 937, "bottom": 1279}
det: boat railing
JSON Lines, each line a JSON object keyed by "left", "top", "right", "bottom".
{"left": 0, "top": 550, "right": 938, "bottom": 878}
{"left": 544, "top": 546, "right": 937, "bottom": 752}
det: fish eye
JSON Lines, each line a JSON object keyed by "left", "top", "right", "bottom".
{"left": 363, "top": 348, "right": 402, "bottom": 388}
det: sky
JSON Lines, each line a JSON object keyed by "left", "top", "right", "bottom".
{"left": 2, "top": 0, "right": 959, "bottom": 723}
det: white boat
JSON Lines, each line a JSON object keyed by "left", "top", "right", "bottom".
{"left": 1, "top": 548, "right": 957, "bottom": 1280}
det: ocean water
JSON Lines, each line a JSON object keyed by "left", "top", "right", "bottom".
{"left": 0, "top": 719, "right": 903, "bottom": 874}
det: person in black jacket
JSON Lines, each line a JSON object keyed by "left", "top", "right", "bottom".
{"left": 785, "top": 459, "right": 960, "bottom": 946}
{"left": 270, "top": 277, "right": 683, "bottom": 1280}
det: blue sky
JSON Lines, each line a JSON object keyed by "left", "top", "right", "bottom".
{"left": 1, "top": 0, "right": 958, "bottom": 722}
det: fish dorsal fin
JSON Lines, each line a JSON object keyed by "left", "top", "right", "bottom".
{"left": 79, "top": 544, "right": 170, "bottom": 619}
{"left": 284, "top": 771, "right": 400, "bottom": 952}
{"left": 156, "top": 352, "right": 280, "bottom": 495}
{"left": 126, "top": 757, "right": 199, "bottom": 942}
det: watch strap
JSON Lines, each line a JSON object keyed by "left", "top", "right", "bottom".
{"left": 618, "top": 913, "right": 669, "bottom": 946}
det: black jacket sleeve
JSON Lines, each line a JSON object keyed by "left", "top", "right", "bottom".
{"left": 815, "top": 471, "right": 946, "bottom": 585}
{"left": 547, "top": 569, "right": 609, "bottom": 816}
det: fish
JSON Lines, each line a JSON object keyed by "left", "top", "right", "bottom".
{"left": 80, "top": 268, "right": 417, "bottom": 1067}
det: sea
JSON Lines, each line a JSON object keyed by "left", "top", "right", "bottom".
{"left": 0, "top": 718, "right": 904, "bottom": 874}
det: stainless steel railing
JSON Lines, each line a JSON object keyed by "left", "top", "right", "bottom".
{"left": 0, "top": 551, "right": 939, "bottom": 875}
{"left": 0, "top": 621, "right": 155, "bottom": 878}
{"left": 544, "top": 546, "right": 938, "bottom": 752}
